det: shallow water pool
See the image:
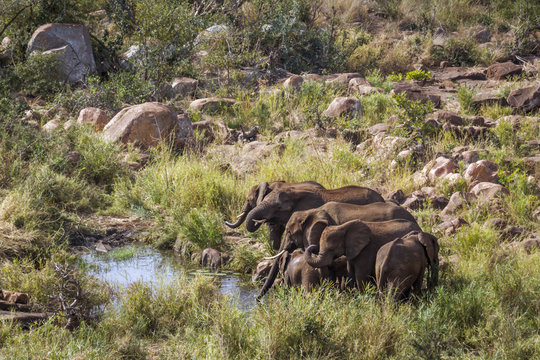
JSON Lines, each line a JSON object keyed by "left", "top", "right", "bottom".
{"left": 81, "top": 246, "right": 259, "bottom": 312}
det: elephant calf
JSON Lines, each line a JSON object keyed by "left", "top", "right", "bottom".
{"left": 278, "top": 250, "right": 348, "bottom": 292}
{"left": 200, "top": 248, "right": 230, "bottom": 270}
{"left": 375, "top": 231, "right": 439, "bottom": 300}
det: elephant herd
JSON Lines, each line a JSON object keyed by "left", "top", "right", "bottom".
{"left": 225, "top": 181, "right": 440, "bottom": 301}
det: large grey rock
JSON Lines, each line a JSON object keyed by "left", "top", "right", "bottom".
{"left": 486, "top": 61, "right": 522, "bottom": 80}
{"left": 470, "top": 182, "right": 509, "bottom": 203}
{"left": 427, "top": 157, "right": 456, "bottom": 182}
{"left": 507, "top": 85, "right": 540, "bottom": 112}
{"left": 27, "top": 24, "right": 95, "bottom": 84}
{"left": 77, "top": 107, "right": 109, "bottom": 130}
{"left": 323, "top": 97, "right": 362, "bottom": 118}
{"left": 464, "top": 160, "right": 499, "bottom": 183}
{"left": 189, "top": 98, "right": 236, "bottom": 113}
{"left": 171, "top": 77, "right": 198, "bottom": 97}
{"left": 103, "top": 102, "right": 192, "bottom": 149}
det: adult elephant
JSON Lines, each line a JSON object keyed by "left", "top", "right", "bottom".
{"left": 225, "top": 181, "right": 325, "bottom": 250}
{"left": 257, "top": 202, "right": 418, "bottom": 299}
{"left": 375, "top": 231, "right": 439, "bottom": 300}
{"left": 304, "top": 219, "right": 421, "bottom": 290}
{"left": 225, "top": 182, "right": 384, "bottom": 250}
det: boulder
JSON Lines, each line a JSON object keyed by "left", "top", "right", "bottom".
{"left": 427, "top": 157, "right": 456, "bottom": 182}
{"left": 464, "top": 160, "right": 499, "bottom": 183}
{"left": 486, "top": 61, "right": 522, "bottom": 80}
{"left": 386, "top": 189, "right": 406, "bottom": 205}
{"left": 283, "top": 75, "right": 304, "bottom": 90}
{"left": 189, "top": 97, "right": 236, "bottom": 113}
{"left": 391, "top": 82, "right": 441, "bottom": 107}
{"left": 507, "top": 85, "right": 540, "bottom": 112}
{"left": 195, "top": 25, "right": 229, "bottom": 45}
{"left": 470, "top": 182, "right": 509, "bottom": 203}
{"left": 368, "top": 123, "right": 388, "bottom": 136}
{"left": 472, "top": 91, "right": 508, "bottom": 107}
{"left": 42, "top": 119, "right": 60, "bottom": 132}
{"left": 77, "top": 107, "right": 109, "bottom": 130}
{"left": 0, "top": 37, "right": 12, "bottom": 65}
{"left": 171, "top": 77, "right": 198, "bottom": 97}
{"left": 434, "top": 217, "right": 468, "bottom": 234}
{"left": 441, "top": 192, "right": 471, "bottom": 216}
{"left": 323, "top": 97, "right": 362, "bottom": 118}
{"left": 326, "top": 73, "right": 363, "bottom": 87}
{"left": 192, "top": 119, "right": 231, "bottom": 144}
{"left": 1, "top": 290, "right": 29, "bottom": 304}
{"left": 348, "top": 78, "right": 379, "bottom": 95}
{"left": 473, "top": 28, "right": 491, "bottom": 43}
{"left": 503, "top": 236, "right": 540, "bottom": 254}
{"left": 433, "top": 110, "right": 463, "bottom": 126}
{"left": 523, "top": 155, "right": 540, "bottom": 180}
{"left": 402, "top": 195, "right": 425, "bottom": 210}
{"left": 27, "top": 24, "right": 95, "bottom": 84}
{"left": 437, "top": 67, "right": 486, "bottom": 81}
{"left": 103, "top": 102, "right": 193, "bottom": 149}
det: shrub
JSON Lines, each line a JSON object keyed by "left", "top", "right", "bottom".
{"left": 176, "top": 207, "right": 224, "bottom": 254}
{"left": 392, "top": 92, "right": 434, "bottom": 135}
{"left": 457, "top": 87, "right": 476, "bottom": 114}
{"left": 405, "top": 69, "right": 431, "bottom": 81}
{"left": 13, "top": 52, "right": 62, "bottom": 96}
{"left": 430, "top": 38, "right": 479, "bottom": 66}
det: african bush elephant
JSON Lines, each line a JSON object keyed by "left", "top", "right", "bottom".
{"left": 226, "top": 181, "right": 384, "bottom": 251}
{"left": 257, "top": 202, "right": 419, "bottom": 299}
{"left": 304, "top": 219, "right": 422, "bottom": 290}
{"left": 201, "top": 248, "right": 230, "bottom": 270}
{"left": 278, "top": 249, "right": 326, "bottom": 291}
{"left": 375, "top": 231, "right": 439, "bottom": 300}
{"left": 225, "top": 181, "right": 325, "bottom": 250}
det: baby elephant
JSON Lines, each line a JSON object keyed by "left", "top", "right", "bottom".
{"left": 279, "top": 249, "right": 347, "bottom": 292}
{"left": 201, "top": 248, "right": 230, "bottom": 270}
{"left": 375, "top": 231, "right": 439, "bottom": 300}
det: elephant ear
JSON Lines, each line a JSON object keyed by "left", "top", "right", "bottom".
{"left": 418, "top": 232, "right": 438, "bottom": 265}
{"left": 343, "top": 220, "right": 372, "bottom": 261}
{"left": 306, "top": 217, "right": 329, "bottom": 248}
{"left": 278, "top": 251, "right": 290, "bottom": 274}
{"left": 256, "top": 182, "right": 269, "bottom": 205}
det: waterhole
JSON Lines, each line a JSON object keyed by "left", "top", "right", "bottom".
{"left": 81, "top": 246, "right": 259, "bottom": 312}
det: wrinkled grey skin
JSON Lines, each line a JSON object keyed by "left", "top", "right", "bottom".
{"left": 226, "top": 182, "right": 384, "bottom": 251}
{"left": 278, "top": 249, "right": 326, "bottom": 292}
{"left": 225, "top": 181, "right": 325, "bottom": 250}
{"left": 201, "top": 248, "right": 230, "bottom": 270}
{"left": 375, "top": 231, "right": 439, "bottom": 300}
{"left": 304, "top": 219, "right": 421, "bottom": 290}
{"left": 257, "top": 202, "right": 417, "bottom": 299}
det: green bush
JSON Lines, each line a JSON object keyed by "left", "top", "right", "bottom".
{"left": 13, "top": 52, "right": 62, "bottom": 96}
{"left": 431, "top": 38, "right": 479, "bottom": 66}
{"left": 176, "top": 207, "right": 224, "bottom": 254}
{"left": 392, "top": 92, "right": 434, "bottom": 135}
{"left": 405, "top": 69, "right": 431, "bottom": 81}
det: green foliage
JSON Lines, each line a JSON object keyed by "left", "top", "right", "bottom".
{"left": 457, "top": 87, "right": 476, "bottom": 114}
{"left": 13, "top": 52, "right": 62, "bottom": 96}
{"left": 430, "top": 38, "right": 479, "bottom": 66}
{"left": 55, "top": 72, "right": 155, "bottom": 114}
{"left": 386, "top": 72, "right": 404, "bottom": 82}
{"left": 229, "top": 243, "right": 265, "bottom": 274}
{"left": 405, "top": 69, "right": 431, "bottom": 81}
{"left": 177, "top": 207, "right": 224, "bottom": 253}
{"left": 392, "top": 92, "right": 434, "bottom": 135}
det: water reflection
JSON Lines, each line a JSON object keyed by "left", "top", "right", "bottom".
{"left": 81, "top": 246, "right": 258, "bottom": 312}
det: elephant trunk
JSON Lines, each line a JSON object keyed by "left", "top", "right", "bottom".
{"left": 304, "top": 245, "right": 333, "bottom": 268}
{"left": 225, "top": 211, "right": 248, "bottom": 228}
{"left": 257, "top": 252, "right": 283, "bottom": 300}
{"left": 245, "top": 203, "right": 271, "bottom": 232}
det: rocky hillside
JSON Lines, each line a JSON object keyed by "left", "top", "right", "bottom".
{"left": 0, "top": 0, "right": 538, "bottom": 358}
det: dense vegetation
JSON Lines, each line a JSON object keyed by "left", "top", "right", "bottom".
{"left": 0, "top": 0, "right": 539, "bottom": 359}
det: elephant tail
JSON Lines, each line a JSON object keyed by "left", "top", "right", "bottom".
{"left": 421, "top": 244, "right": 438, "bottom": 290}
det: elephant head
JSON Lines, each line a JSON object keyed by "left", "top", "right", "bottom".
{"left": 415, "top": 232, "right": 439, "bottom": 289}
{"left": 304, "top": 220, "right": 372, "bottom": 268}
{"left": 257, "top": 208, "right": 332, "bottom": 300}
{"left": 225, "top": 182, "right": 271, "bottom": 228}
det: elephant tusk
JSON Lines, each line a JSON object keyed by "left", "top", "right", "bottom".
{"left": 252, "top": 219, "right": 266, "bottom": 225}
{"left": 236, "top": 212, "right": 246, "bottom": 219}
{"left": 263, "top": 250, "right": 285, "bottom": 260}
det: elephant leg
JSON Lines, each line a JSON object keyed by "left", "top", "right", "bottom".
{"left": 412, "top": 269, "right": 425, "bottom": 296}
{"left": 353, "top": 260, "right": 373, "bottom": 291}
{"left": 269, "top": 223, "right": 285, "bottom": 251}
